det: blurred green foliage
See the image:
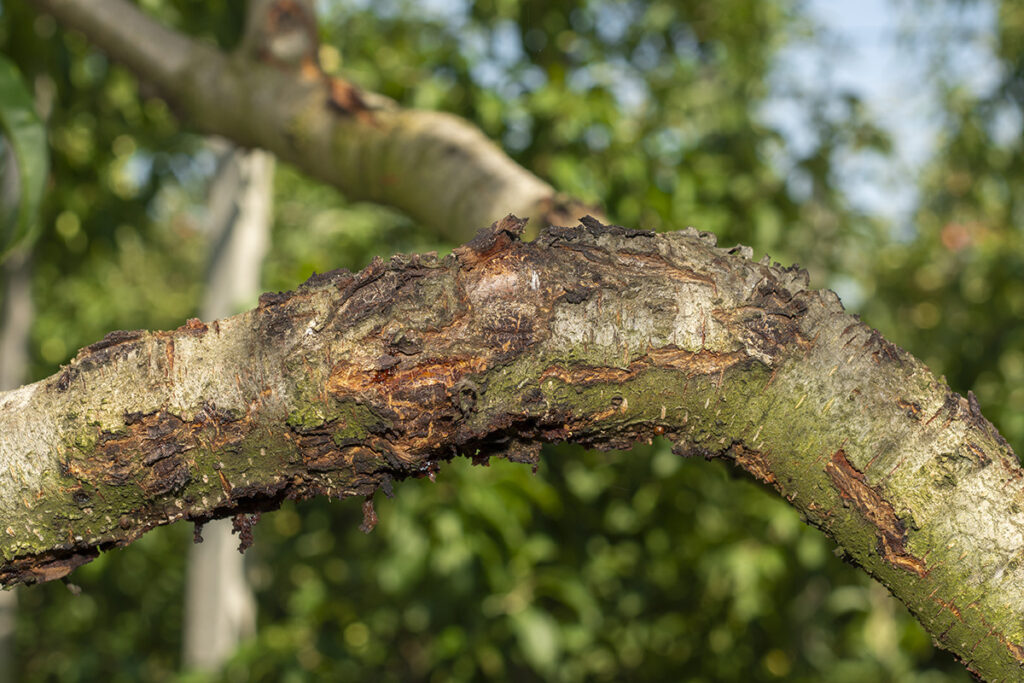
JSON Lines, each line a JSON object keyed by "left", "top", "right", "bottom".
{"left": 2, "top": 0, "right": 1017, "bottom": 680}
{"left": 0, "top": 53, "right": 48, "bottom": 257}
{"left": 857, "top": 0, "right": 1024, "bottom": 454}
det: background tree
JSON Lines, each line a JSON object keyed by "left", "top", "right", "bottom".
{"left": 0, "top": 0, "right": 1016, "bottom": 681}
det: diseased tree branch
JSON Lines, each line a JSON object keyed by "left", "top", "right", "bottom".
{"left": 27, "top": 0, "right": 597, "bottom": 241}
{"left": 16, "top": 2, "right": 1024, "bottom": 681}
{"left": 0, "top": 216, "right": 1022, "bottom": 680}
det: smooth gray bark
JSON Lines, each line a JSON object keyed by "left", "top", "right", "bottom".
{"left": 182, "top": 142, "right": 271, "bottom": 671}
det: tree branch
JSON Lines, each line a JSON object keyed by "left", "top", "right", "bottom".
{"left": 26, "top": 0, "right": 193, "bottom": 90}
{"left": 0, "top": 216, "right": 1021, "bottom": 680}
{"left": 28, "top": 0, "right": 596, "bottom": 241}
{"left": 18, "top": 2, "right": 1024, "bottom": 680}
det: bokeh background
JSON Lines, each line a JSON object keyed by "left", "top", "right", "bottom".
{"left": 2, "top": 0, "right": 1023, "bottom": 680}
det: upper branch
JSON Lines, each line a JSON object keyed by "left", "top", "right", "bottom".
{"left": 28, "top": 0, "right": 595, "bottom": 240}
{"left": 28, "top": 0, "right": 193, "bottom": 89}
{"left": 0, "top": 217, "right": 1021, "bottom": 680}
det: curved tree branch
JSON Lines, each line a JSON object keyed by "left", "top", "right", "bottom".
{"left": 27, "top": 0, "right": 596, "bottom": 241}
{"left": 0, "top": 216, "right": 1021, "bottom": 680}
{"left": 16, "top": 2, "right": 1024, "bottom": 680}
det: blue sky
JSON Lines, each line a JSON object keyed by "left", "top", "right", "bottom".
{"left": 764, "top": 0, "right": 1001, "bottom": 226}
{"left": 326, "top": 0, "right": 1007, "bottom": 234}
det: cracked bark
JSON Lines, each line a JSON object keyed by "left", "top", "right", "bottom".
{"left": 0, "top": 216, "right": 1022, "bottom": 680}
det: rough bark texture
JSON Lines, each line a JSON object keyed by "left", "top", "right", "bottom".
{"left": 0, "top": 216, "right": 1022, "bottom": 680}
{"left": 28, "top": 0, "right": 598, "bottom": 242}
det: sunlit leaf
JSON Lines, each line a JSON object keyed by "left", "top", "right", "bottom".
{"left": 0, "top": 54, "right": 48, "bottom": 260}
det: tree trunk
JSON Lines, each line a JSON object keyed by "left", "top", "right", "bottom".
{"left": 182, "top": 142, "right": 271, "bottom": 671}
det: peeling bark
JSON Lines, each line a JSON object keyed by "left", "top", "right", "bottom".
{"left": 1, "top": 216, "right": 1022, "bottom": 680}
{"left": 825, "top": 449, "right": 927, "bottom": 577}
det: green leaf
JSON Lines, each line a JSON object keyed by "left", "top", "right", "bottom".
{"left": 0, "top": 54, "right": 48, "bottom": 260}
{"left": 512, "top": 608, "right": 561, "bottom": 674}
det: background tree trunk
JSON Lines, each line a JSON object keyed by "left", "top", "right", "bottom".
{"left": 182, "top": 142, "right": 272, "bottom": 671}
